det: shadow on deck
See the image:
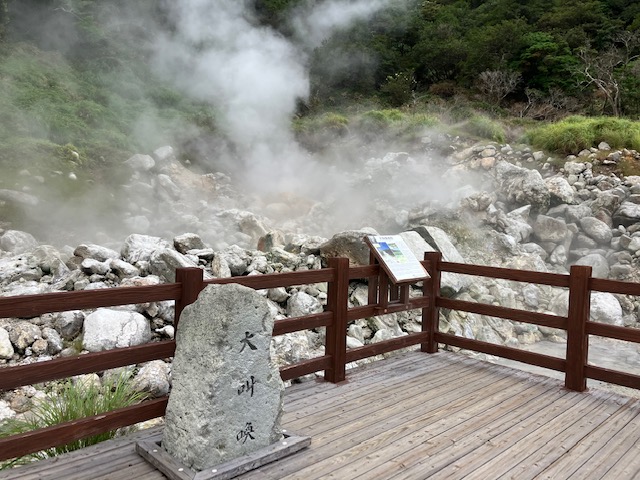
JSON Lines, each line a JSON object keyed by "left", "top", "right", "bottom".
{"left": 4, "top": 350, "right": 640, "bottom": 480}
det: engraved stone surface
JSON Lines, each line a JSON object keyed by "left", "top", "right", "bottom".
{"left": 162, "top": 283, "right": 284, "bottom": 471}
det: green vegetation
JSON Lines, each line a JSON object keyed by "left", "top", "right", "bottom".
{"left": 294, "top": 108, "right": 441, "bottom": 151}
{"left": 0, "top": 1, "right": 218, "bottom": 177}
{"left": 297, "top": 0, "right": 640, "bottom": 114}
{"left": 527, "top": 116, "right": 640, "bottom": 154}
{"left": 0, "top": 373, "right": 145, "bottom": 469}
{"left": 0, "top": 0, "right": 638, "bottom": 178}
{"left": 466, "top": 115, "right": 507, "bottom": 144}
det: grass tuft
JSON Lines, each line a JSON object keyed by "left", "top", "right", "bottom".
{"left": 527, "top": 116, "right": 640, "bottom": 154}
{"left": 466, "top": 115, "right": 507, "bottom": 143}
{"left": 0, "top": 373, "right": 146, "bottom": 469}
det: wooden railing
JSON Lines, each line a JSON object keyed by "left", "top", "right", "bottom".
{"left": 1, "top": 251, "right": 640, "bottom": 461}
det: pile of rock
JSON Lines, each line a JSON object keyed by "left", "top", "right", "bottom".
{"left": 3, "top": 139, "right": 640, "bottom": 423}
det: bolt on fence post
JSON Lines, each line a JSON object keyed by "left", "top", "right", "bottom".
{"left": 423, "top": 251, "right": 442, "bottom": 354}
{"left": 325, "top": 257, "right": 349, "bottom": 383}
{"left": 174, "top": 267, "right": 204, "bottom": 331}
{"left": 565, "top": 265, "right": 592, "bottom": 392}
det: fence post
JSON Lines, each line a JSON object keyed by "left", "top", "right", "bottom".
{"left": 325, "top": 257, "right": 349, "bottom": 383}
{"left": 422, "top": 251, "right": 442, "bottom": 354}
{"left": 565, "top": 265, "right": 592, "bottom": 392}
{"left": 174, "top": 267, "right": 204, "bottom": 330}
{"left": 368, "top": 251, "right": 378, "bottom": 305}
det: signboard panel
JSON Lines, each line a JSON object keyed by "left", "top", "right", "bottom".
{"left": 365, "top": 235, "right": 430, "bottom": 284}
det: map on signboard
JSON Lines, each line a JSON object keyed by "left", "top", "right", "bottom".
{"left": 365, "top": 235, "right": 430, "bottom": 284}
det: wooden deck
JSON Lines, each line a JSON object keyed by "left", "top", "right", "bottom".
{"left": 4, "top": 350, "right": 640, "bottom": 480}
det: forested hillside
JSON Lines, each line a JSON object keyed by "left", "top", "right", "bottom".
{"left": 301, "top": 0, "right": 640, "bottom": 116}
{"left": 0, "top": 0, "right": 638, "bottom": 177}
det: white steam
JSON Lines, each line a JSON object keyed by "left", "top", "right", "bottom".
{"left": 151, "top": 0, "right": 395, "bottom": 193}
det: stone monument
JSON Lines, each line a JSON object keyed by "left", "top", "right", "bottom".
{"left": 162, "top": 283, "right": 284, "bottom": 471}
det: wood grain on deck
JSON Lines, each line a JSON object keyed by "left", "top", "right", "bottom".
{"left": 3, "top": 350, "right": 640, "bottom": 480}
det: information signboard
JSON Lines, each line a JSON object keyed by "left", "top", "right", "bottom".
{"left": 365, "top": 235, "right": 430, "bottom": 284}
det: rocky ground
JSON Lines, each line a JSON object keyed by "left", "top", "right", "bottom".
{"left": 2, "top": 135, "right": 640, "bottom": 422}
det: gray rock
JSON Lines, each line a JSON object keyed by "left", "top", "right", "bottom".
{"left": 121, "top": 234, "right": 171, "bottom": 265}
{"left": 149, "top": 248, "right": 200, "bottom": 283}
{"left": 173, "top": 233, "right": 206, "bottom": 254}
{"left": 218, "top": 209, "right": 270, "bottom": 243}
{"left": 504, "top": 206, "right": 533, "bottom": 243}
{"left": 267, "top": 287, "right": 289, "bottom": 303}
{"left": 0, "top": 400, "right": 15, "bottom": 423}
{"left": 8, "top": 321, "right": 41, "bottom": 352}
{"left": 370, "top": 313, "right": 404, "bottom": 337}
{"left": 81, "top": 258, "right": 110, "bottom": 275}
{"left": 163, "top": 284, "right": 283, "bottom": 470}
{"left": 401, "top": 229, "right": 469, "bottom": 295}
{"left": 53, "top": 310, "right": 85, "bottom": 340}
{"left": 153, "top": 145, "right": 175, "bottom": 164}
{"left": 565, "top": 204, "right": 593, "bottom": 223}
{"left": 211, "top": 254, "right": 232, "bottom": 278}
{"left": 1, "top": 280, "right": 50, "bottom": 296}
{"left": 30, "top": 245, "right": 70, "bottom": 279}
{"left": 533, "top": 215, "right": 568, "bottom": 243}
{"left": 74, "top": 244, "right": 119, "bottom": 262}
{"left": 563, "top": 161, "right": 589, "bottom": 176}
{"left": 410, "top": 226, "right": 466, "bottom": 263}
{"left": 549, "top": 244, "right": 567, "bottom": 265}
{"left": 550, "top": 291, "right": 623, "bottom": 326}
{"left": 0, "top": 189, "right": 39, "bottom": 207}
{"left": 579, "top": 217, "right": 613, "bottom": 245}
{"left": 157, "top": 174, "right": 181, "bottom": 200}
{"left": 573, "top": 254, "right": 610, "bottom": 279}
{"left": 217, "top": 245, "right": 253, "bottom": 276}
{"left": 132, "top": 360, "right": 171, "bottom": 398}
{"left": 613, "top": 201, "right": 640, "bottom": 227}
{"left": 590, "top": 292, "right": 623, "bottom": 326}
{"left": 591, "top": 192, "right": 622, "bottom": 217}
{"left": 545, "top": 176, "right": 576, "bottom": 205}
{"left": 109, "top": 259, "right": 140, "bottom": 278}
{"left": 0, "top": 254, "right": 43, "bottom": 284}
{"left": 0, "top": 230, "right": 38, "bottom": 254}
{"left": 266, "top": 247, "right": 300, "bottom": 270}
{"left": 0, "top": 327, "right": 14, "bottom": 359}
{"left": 493, "top": 160, "right": 550, "bottom": 212}
{"left": 82, "top": 308, "right": 151, "bottom": 352}
{"left": 286, "top": 291, "right": 323, "bottom": 317}
{"left": 257, "top": 231, "right": 287, "bottom": 252}
{"left": 124, "top": 153, "right": 155, "bottom": 172}
{"left": 42, "top": 327, "right": 63, "bottom": 355}
{"left": 319, "top": 228, "right": 378, "bottom": 266}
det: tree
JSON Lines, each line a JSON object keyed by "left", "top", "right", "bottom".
{"left": 577, "top": 32, "right": 640, "bottom": 116}
{"left": 476, "top": 70, "right": 521, "bottom": 105}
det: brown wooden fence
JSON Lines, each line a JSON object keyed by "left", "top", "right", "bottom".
{"left": 0, "top": 251, "right": 639, "bottom": 461}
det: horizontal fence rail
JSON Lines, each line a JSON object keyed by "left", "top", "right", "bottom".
{"left": 2, "top": 250, "right": 640, "bottom": 461}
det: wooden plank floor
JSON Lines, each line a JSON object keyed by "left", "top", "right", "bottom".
{"left": 3, "top": 350, "right": 640, "bottom": 480}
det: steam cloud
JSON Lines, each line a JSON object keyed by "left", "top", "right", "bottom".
{"left": 8, "top": 0, "right": 480, "bottom": 247}
{"left": 151, "top": 0, "right": 397, "bottom": 193}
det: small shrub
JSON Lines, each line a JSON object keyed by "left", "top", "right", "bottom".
{"left": 360, "top": 109, "right": 405, "bottom": 128}
{"left": 380, "top": 72, "right": 416, "bottom": 107}
{"left": 405, "top": 113, "right": 439, "bottom": 129}
{"left": 318, "top": 112, "right": 350, "bottom": 134}
{"left": 467, "top": 115, "right": 506, "bottom": 143}
{"left": 0, "top": 374, "right": 146, "bottom": 469}
{"left": 428, "top": 81, "right": 457, "bottom": 98}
